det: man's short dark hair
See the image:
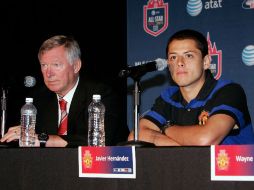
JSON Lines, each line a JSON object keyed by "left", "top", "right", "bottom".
{"left": 166, "top": 29, "right": 208, "bottom": 58}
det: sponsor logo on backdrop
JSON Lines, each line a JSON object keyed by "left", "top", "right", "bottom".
{"left": 216, "top": 149, "right": 230, "bottom": 170}
{"left": 186, "top": 0, "right": 203, "bottom": 16}
{"left": 187, "top": 0, "right": 223, "bottom": 16}
{"left": 143, "top": 0, "right": 168, "bottom": 37}
{"left": 242, "top": 45, "right": 254, "bottom": 66}
{"left": 242, "top": 0, "right": 254, "bottom": 9}
{"left": 207, "top": 32, "right": 222, "bottom": 80}
{"left": 204, "top": 0, "right": 223, "bottom": 9}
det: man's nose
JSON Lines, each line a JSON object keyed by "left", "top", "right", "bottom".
{"left": 177, "top": 56, "right": 185, "bottom": 67}
{"left": 46, "top": 66, "right": 53, "bottom": 77}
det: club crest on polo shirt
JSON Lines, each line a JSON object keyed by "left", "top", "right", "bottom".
{"left": 198, "top": 110, "right": 209, "bottom": 126}
{"left": 143, "top": 0, "right": 168, "bottom": 37}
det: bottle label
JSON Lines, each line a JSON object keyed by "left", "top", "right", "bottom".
{"left": 19, "top": 114, "right": 36, "bottom": 147}
{"left": 88, "top": 113, "right": 105, "bottom": 146}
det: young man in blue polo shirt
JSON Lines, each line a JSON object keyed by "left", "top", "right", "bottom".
{"left": 129, "top": 29, "right": 254, "bottom": 146}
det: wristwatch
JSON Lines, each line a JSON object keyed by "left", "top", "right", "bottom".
{"left": 38, "top": 132, "right": 49, "bottom": 147}
{"left": 161, "top": 120, "right": 174, "bottom": 135}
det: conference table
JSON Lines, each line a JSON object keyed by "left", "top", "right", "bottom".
{"left": 0, "top": 147, "right": 253, "bottom": 190}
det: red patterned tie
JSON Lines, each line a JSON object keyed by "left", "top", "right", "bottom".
{"left": 58, "top": 98, "right": 68, "bottom": 135}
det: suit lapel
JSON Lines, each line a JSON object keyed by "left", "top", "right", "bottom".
{"left": 68, "top": 78, "right": 88, "bottom": 131}
{"left": 46, "top": 92, "right": 59, "bottom": 131}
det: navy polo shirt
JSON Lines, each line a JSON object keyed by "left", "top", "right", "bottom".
{"left": 144, "top": 71, "right": 254, "bottom": 144}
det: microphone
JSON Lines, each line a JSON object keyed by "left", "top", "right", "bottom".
{"left": 119, "top": 58, "right": 168, "bottom": 78}
{"left": 24, "top": 76, "right": 36, "bottom": 88}
{"left": 1, "top": 75, "right": 36, "bottom": 89}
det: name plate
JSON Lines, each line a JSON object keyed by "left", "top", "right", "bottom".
{"left": 211, "top": 145, "right": 254, "bottom": 181}
{"left": 78, "top": 146, "right": 136, "bottom": 178}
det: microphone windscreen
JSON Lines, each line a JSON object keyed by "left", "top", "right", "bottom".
{"left": 155, "top": 58, "right": 168, "bottom": 71}
{"left": 24, "top": 76, "right": 36, "bottom": 87}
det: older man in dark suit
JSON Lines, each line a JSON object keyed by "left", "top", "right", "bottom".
{"left": 1, "top": 35, "right": 128, "bottom": 147}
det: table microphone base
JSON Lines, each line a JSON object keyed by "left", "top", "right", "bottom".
{"left": 118, "top": 140, "right": 155, "bottom": 147}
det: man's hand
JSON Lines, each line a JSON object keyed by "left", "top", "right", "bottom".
{"left": 0, "top": 126, "right": 67, "bottom": 147}
{"left": 128, "top": 119, "right": 181, "bottom": 146}
{"left": 0, "top": 126, "right": 21, "bottom": 143}
{"left": 1, "top": 125, "right": 40, "bottom": 147}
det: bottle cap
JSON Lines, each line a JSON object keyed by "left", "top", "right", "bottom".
{"left": 92, "top": 94, "right": 101, "bottom": 100}
{"left": 25, "top": 98, "right": 33, "bottom": 103}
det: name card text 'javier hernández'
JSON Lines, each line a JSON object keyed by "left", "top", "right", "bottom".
{"left": 78, "top": 146, "right": 136, "bottom": 178}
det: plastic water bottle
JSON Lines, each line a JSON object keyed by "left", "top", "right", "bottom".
{"left": 88, "top": 94, "right": 105, "bottom": 146}
{"left": 19, "top": 98, "right": 37, "bottom": 147}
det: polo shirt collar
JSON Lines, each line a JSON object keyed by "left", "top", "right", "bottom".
{"left": 172, "top": 70, "right": 217, "bottom": 105}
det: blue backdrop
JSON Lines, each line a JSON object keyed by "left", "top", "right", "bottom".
{"left": 127, "top": 0, "right": 254, "bottom": 130}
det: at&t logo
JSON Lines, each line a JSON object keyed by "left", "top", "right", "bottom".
{"left": 242, "top": 45, "right": 254, "bottom": 66}
{"left": 187, "top": 0, "right": 223, "bottom": 16}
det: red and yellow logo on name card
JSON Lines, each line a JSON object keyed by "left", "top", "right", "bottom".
{"left": 83, "top": 150, "right": 93, "bottom": 168}
{"left": 216, "top": 149, "right": 230, "bottom": 170}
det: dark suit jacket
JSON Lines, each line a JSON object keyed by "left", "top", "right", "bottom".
{"left": 30, "top": 75, "right": 129, "bottom": 147}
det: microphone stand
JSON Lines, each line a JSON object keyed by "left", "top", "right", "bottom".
{"left": 119, "top": 75, "right": 155, "bottom": 147}
{"left": 0, "top": 88, "right": 12, "bottom": 147}
{"left": 0, "top": 87, "right": 19, "bottom": 147}
{"left": 1, "top": 88, "right": 7, "bottom": 138}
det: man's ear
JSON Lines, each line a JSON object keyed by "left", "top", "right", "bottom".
{"left": 203, "top": 55, "right": 211, "bottom": 70}
{"left": 73, "top": 60, "right": 82, "bottom": 73}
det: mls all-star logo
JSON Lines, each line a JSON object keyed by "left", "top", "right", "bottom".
{"left": 207, "top": 32, "right": 222, "bottom": 80}
{"left": 143, "top": 0, "right": 168, "bottom": 37}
